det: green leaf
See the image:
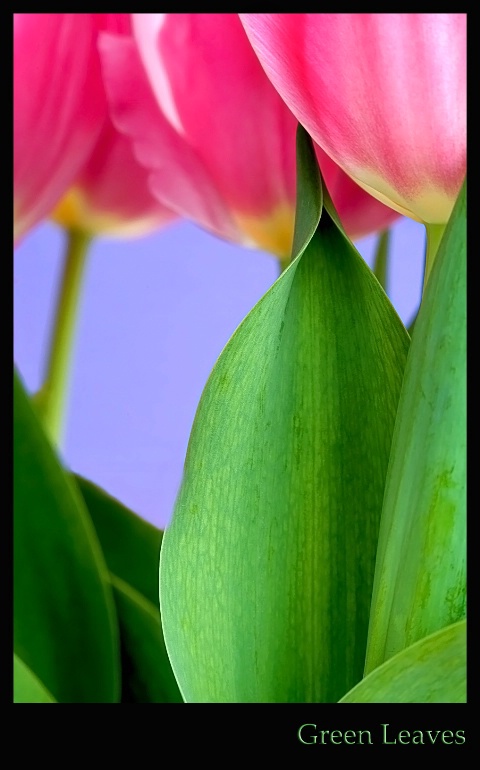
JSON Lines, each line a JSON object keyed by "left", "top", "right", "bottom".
{"left": 159, "top": 126, "right": 410, "bottom": 702}
{"left": 14, "top": 654, "right": 56, "bottom": 703}
{"left": 74, "top": 475, "right": 162, "bottom": 607}
{"left": 74, "top": 476, "right": 182, "bottom": 702}
{"left": 365, "top": 180, "right": 466, "bottom": 674}
{"left": 112, "top": 576, "right": 183, "bottom": 703}
{"left": 14, "top": 370, "right": 120, "bottom": 702}
{"left": 339, "top": 620, "right": 466, "bottom": 703}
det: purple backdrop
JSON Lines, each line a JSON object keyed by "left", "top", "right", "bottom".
{"left": 14, "top": 216, "right": 425, "bottom": 529}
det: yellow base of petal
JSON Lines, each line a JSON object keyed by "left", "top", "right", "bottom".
{"left": 233, "top": 202, "right": 295, "bottom": 265}
{"left": 51, "top": 188, "right": 160, "bottom": 238}
{"left": 351, "top": 170, "right": 454, "bottom": 225}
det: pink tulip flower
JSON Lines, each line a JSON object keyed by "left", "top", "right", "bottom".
{"left": 240, "top": 13, "right": 466, "bottom": 225}
{"left": 52, "top": 14, "right": 177, "bottom": 239}
{"left": 100, "top": 14, "right": 399, "bottom": 263}
{"left": 14, "top": 14, "right": 106, "bottom": 242}
{"left": 52, "top": 117, "right": 177, "bottom": 239}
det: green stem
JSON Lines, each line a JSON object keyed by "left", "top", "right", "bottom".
{"left": 407, "top": 311, "right": 417, "bottom": 337}
{"left": 408, "top": 223, "right": 446, "bottom": 337}
{"left": 372, "top": 229, "right": 390, "bottom": 294}
{"left": 34, "top": 228, "right": 91, "bottom": 447}
{"left": 423, "top": 222, "right": 447, "bottom": 290}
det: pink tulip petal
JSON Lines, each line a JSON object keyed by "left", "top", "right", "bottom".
{"left": 108, "top": 15, "right": 398, "bottom": 256}
{"left": 241, "top": 13, "right": 466, "bottom": 223}
{"left": 315, "top": 146, "right": 400, "bottom": 240}
{"left": 132, "top": 13, "right": 297, "bottom": 217}
{"left": 12, "top": 14, "right": 419, "bottom": 250}
{"left": 14, "top": 14, "right": 107, "bottom": 241}
{"left": 100, "top": 32, "right": 242, "bottom": 244}
{"left": 43, "top": 13, "right": 176, "bottom": 239}
{"left": 52, "top": 119, "right": 177, "bottom": 238}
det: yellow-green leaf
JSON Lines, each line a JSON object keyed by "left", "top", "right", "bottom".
{"left": 340, "top": 620, "right": 466, "bottom": 703}
{"left": 365, "top": 180, "right": 466, "bottom": 674}
{"left": 14, "top": 654, "right": 56, "bottom": 703}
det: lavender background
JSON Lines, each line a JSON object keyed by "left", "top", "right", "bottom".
{"left": 13, "top": 215, "right": 425, "bottom": 529}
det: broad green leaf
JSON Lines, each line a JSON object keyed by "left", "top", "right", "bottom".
{"left": 74, "top": 476, "right": 182, "bottom": 702}
{"left": 160, "top": 126, "right": 410, "bottom": 702}
{"left": 112, "top": 576, "right": 183, "bottom": 703}
{"left": 14, "top": 654, "right": 56, "bottom": 703}
{"left": 365, "top": 181, "right": 466, "bottom": 674}
{"left": 14, "top": 370, "right": 120, "bottom": 703}
{"left": 74, "top": 475, "right": 162, "bottom": 607}
{"left": 340, "top": 620, "right": 466, "bottom": 703}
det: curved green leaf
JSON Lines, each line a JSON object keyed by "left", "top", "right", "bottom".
{"left": 14, "top": 654, "right": 56, "bottom": 703}
{"left": 112, "top": 576, "right": 183, "bottom": 703}
{"left": 160, "top": 126, "right": 410, "bottom": 702}
{"left": 340, "top": 620, "right": 466, "bottom": 703}
{"left": 14, "top": 370, "right": 120, "bottom": 702}
{"left": 74, "top": 476, "right": 182, "bottom": 702}
{"left": 365, "top": 181, "right": 466, "bottom": 674}
{"left": 75, "top": 475, "right": 162, "bottom": 607}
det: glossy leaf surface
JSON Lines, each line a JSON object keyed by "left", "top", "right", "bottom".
{"left": 340, "top": 620, "right": 466, "bottom": 703}
{"left": 160, "top": 128, "right": 410, "bottom": 702}
{"left": 365, "top": 181, "right": 466, "bottom": 674}
{"left": 14, "top": 370, "right": 120, "bottom": 702}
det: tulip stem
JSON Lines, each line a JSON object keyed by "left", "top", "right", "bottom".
{"left": 34, "top": 227, "right": 91, "bottom": 447}
{"left": 423, "top": 222, "right": 446, "bottom": 290}
{"left": 372, "top": 229, "right": 390, "bottom": 294}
